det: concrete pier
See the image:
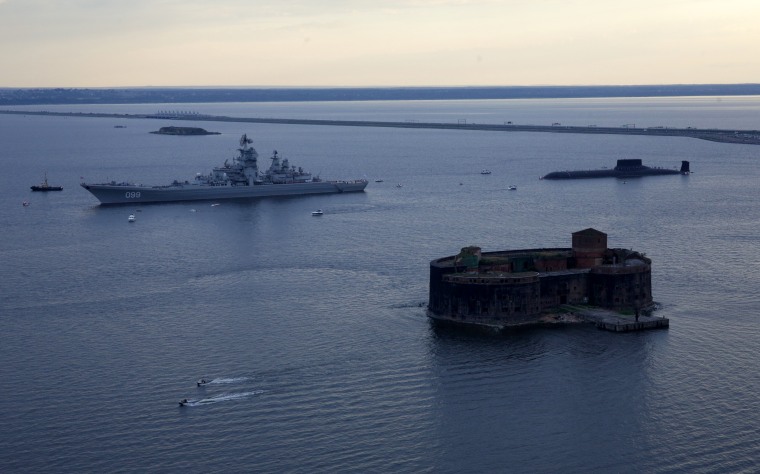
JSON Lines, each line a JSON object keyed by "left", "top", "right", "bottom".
{"left": 565, "top": 306, "right": 669, "bottom": 332}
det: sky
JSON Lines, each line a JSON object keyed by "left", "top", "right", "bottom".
{"left": 1, "top": 0, "right": 759, "bottom": 88}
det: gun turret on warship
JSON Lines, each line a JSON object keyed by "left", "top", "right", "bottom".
{"left": 81, "top": 134, "right": 367, "bottom": 205}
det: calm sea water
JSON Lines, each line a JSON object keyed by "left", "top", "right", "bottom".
{"left": 2, "top": 97, "right": 760, "bottom": 473}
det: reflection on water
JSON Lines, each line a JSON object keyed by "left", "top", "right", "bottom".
{"left": 2, "top": 97, "right": 760, "bottom": 472}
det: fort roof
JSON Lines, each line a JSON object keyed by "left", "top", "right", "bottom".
{"left": 572, "top": 228, "right": 606, "bottom": 236}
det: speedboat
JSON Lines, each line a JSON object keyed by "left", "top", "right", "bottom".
{"left": 480, "top": 169, "right": 492, "bottom": 175}
{"left": 197, "top": 378, "right": 210, "bottom": 387}
{"left": 508, "top": 185, "right": 517, "bottom": 191}
{"left": 179, "top": 398, "right": 190, "bottom": 407}
{"left": 312, "top": 209, "right": 324, "bottom": 216}
{"left": 128, "top": 214, "right": 136, "bottom": 222}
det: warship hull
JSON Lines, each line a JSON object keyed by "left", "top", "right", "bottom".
{"left": 81, "top": 180, "right": 368, "bottom": 205}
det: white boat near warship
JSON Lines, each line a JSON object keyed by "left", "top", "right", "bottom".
{"left": 81, "top": 134, "right": 368, "bottom": 205}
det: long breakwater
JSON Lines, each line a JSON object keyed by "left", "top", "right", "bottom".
{"left": 2, "top": 109, "right": 759, "bottom": 145}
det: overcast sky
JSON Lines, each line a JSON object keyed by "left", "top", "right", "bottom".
{"left": 1, "top": 0, "right": 758, "bottom": 87}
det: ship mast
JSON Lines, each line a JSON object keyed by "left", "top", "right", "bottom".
{"left": 238, "top": 134, "right": 259, "bottom": 184}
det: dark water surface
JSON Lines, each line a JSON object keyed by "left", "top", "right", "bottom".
{"left": 2, "top": 97, "right": 760, "bottom": 473}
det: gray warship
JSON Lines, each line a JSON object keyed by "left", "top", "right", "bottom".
{"left": 81, "top": 134, "right": 368, "bottom": 205}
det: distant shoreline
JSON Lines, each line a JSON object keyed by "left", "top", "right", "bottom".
{"left": 1, "top": 84, "right": 760, "bottom": 106}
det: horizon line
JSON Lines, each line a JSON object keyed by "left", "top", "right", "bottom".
{"left": 2, "top": 82, "right": 760, "bottom": 90}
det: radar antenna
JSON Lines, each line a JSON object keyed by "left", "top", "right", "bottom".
{"left": 239, "top": 134, "right": 253, "bottom": 147}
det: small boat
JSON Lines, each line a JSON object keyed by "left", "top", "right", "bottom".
{"left": 508, "top": 185, "right": 517, "bottom": 191}
{"left": 480, "top": 169, "right": 492, "bottom": 175}
{"left": 395, "top": 183, "right": 403, "bottom": 188}
{"left": 31, "top": 173, "right": 63, "bottom": 192}
{"left": 312, "top": 209, "right": 324, "bottom": 216}
{"left": 197, "top": 378, "right": 210, "bottom": 387}
{"left": 128, "top": 214, "right": 136, "bottom": 222}
{"left": 22, "top": 201, "right": 30, "bottom": 207}
{"left": 374, "top": 179, "right": 384, "bottom": 183}
{"left": 179, "top": 398, "right": 190, "bottom": 407}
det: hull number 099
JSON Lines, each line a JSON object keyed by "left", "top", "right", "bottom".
{"left": 125, "top": 192, "right": 141, "bottom": 199}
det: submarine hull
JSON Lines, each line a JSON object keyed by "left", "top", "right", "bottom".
{"left": 542, "top": 159, "right": 689, "bottom": 180}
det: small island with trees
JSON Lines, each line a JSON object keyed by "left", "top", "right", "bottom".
{"left": 150, "top": 126, "right": 220, "bottom": 136}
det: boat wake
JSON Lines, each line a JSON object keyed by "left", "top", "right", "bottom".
{"left": 180, "top": 390, "right": 263, "bottom": 407}
{"left": 391, "top": 301, "right": 428, "bottom": 309}
{"left": 203, "top": 377, "right": 251, "bottom": 386}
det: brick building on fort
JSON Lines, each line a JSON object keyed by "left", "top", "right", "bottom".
{"left": 427, "top": 229, "right": 653, "bottom": 327}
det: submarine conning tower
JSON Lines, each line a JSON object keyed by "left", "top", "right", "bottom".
{"left": 614, "top": 159, "right": 645, "bottom": 171}
{"left": 680, "top": 160, "right": 690, "bottom": 173}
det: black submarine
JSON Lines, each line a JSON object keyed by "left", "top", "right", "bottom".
{"left": 542, "top": 159, "right": 690, "bottom": 180}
